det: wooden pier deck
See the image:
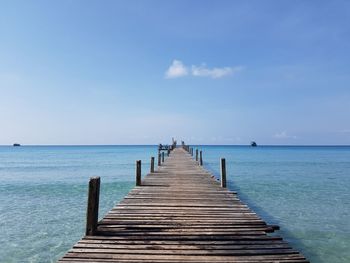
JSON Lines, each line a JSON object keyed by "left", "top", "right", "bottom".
{"left": 58, "top": 147, "right": 308, "bottom": 263}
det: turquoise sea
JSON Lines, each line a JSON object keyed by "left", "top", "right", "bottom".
{"left": 0, "top": 145, "right": 349, "bottom": 262}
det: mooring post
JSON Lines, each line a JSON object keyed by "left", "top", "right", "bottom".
{"left": 158, "top": 153, "right": 161, "bottom": 166}
{"left": 220, "top": 158, "right": 227, "bottom": 188}
{"left": 150, "top": 156, "right": 155, "bottom": 173}
{"left": 86, "top": 176, "right": 100, "bottom": 236}
{"left": 136, "top": 160, "right": 141, "bottom": 186}
{"left": 195, "top": 149, "right": 198, "bottom": 162}
{"left": 199, "top": 150, "right": 203, "bottom": 166}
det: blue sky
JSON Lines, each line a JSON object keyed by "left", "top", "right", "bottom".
{"left": 1, "top": 0, "right": 350, "bottom": 145}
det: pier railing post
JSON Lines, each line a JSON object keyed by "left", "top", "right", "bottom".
{"left": 191, "top": 148, "right": 193, "bottom": 156}
{"left": 162, "top": 152, "right": 165, "bottom": 163}
{"left": 136, "top": 160, "right": 142, "bottom": 186}
{"left": 199, "top": 150, "right": 203, "bottom": 166}
{"left": 167, "top": 149, "right": 170, "bottom": 156}
{"left": 86, "top": 176, "right": 100, "bottom": 236}
{"left": 195, "top": 149, "right": 198, "bottom": 162}
{"left": 158, "top": 153, "right": 161, "bottom": 166}
{"left": 150, "top": 157, "right": 155, "bottom": 173}
{"left": 220, "top": 158, "right": 227, "bottom": 188}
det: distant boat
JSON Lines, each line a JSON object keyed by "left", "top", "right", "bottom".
{"left": 13, "top": 143, "right": 21, "bottom": 147}
{"left": 250, "top": 141, "right": 257, "bottom": 147}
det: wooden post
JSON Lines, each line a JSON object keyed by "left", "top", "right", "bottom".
{"left": 167, "top": 149, "right": 170, "bottom": 156}
{"left": 162, "top": 152, "right": 165, "bottom": 162}
{"left": 195, "top": 149, "right": 198, "bottom": 162}
{"left": 158, "top": 153, "right": 161, "bottom": 166}
{"left": 86, "top": 176, "right": 100, "bottom": 236}
{"left": 199, "top": 150, "right": 203, "bottom": 166}
{"left": 191, "top": 148, "right": 193, "bottom": 156}
{"left": 136, "top": 160, "right": 141, "bottom": 186}
{"left": 150, "top": 157, "right": 154, "bottom": 173}
{"left": 220, "top": 158, "right": 226, "bottom": 188}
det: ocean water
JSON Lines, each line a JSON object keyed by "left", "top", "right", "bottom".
{"left": 0, "top": 145, "right": 349, "bottom": 262}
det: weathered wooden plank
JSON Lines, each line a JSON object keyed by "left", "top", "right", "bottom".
{"left": 74, "top": 242, "right": 292, "bottom": 250}
{"left": 60, "top": 252, "right": 307, "bottom": 261}
{"left": 68, "top": 248, "right": 298, "bottom": 256}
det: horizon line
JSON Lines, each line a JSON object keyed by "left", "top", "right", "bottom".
{"left": 1, "top": 144, "right": 350, "bottom": 147}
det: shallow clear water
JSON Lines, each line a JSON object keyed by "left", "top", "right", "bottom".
{"left": 0, "top": 145, "right": 349, "bottom": 262}
{"left": 202, "top": 146, "right": 350, "bottom": 263}
{"left": 0, "top": 146, "right": 157, "bottom": 262}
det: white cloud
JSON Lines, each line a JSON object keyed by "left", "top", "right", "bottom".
{"left": 165, "top": 60, "right": 243, "bottom": 79}
{"left": 192, "top": 64, "right": 243, "bottom": 79}
{"left": 165, "top": 60, "right": 189, "bottom": 78}
{"left": 274, "top": 131, "right": 297, "bottom": 139}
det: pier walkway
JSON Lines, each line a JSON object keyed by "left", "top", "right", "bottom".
{"left": 58, "top": 147, "right": 308, "bottom": 262}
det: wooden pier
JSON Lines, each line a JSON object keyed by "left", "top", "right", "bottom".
{"left": 58, "top": 147, "right": 308, "bottom": 262}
